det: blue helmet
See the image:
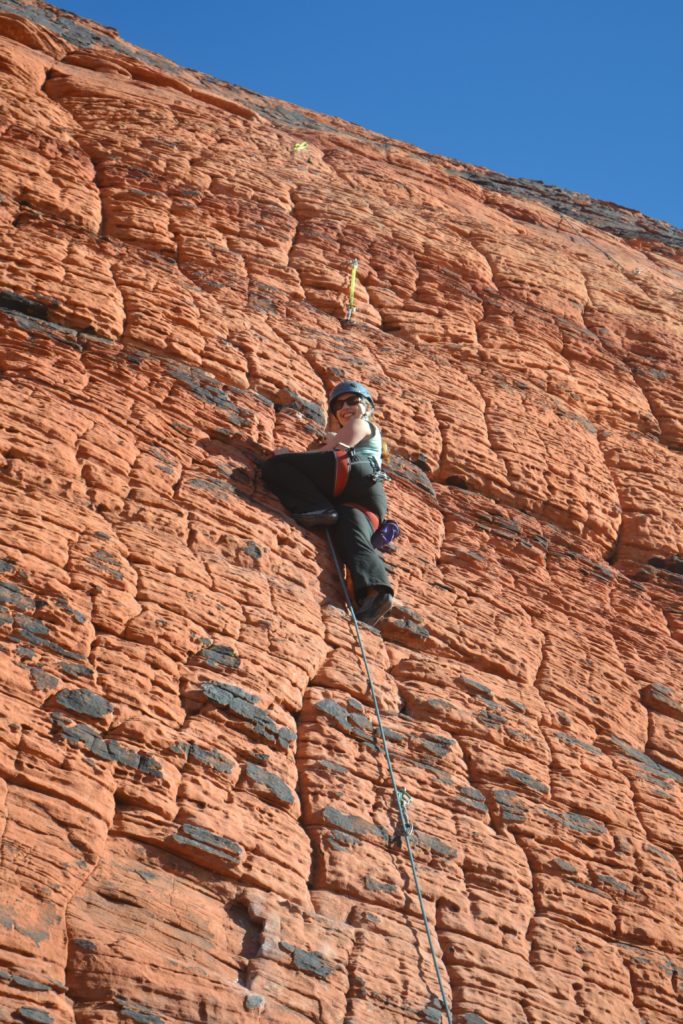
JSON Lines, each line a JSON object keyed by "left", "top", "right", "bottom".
{"left": 328, "top": 380, "right": 374, "bottom": 410}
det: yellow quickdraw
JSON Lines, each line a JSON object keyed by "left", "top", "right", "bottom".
{"left": 345, "top": 257, "right": 359, "bottom": 321}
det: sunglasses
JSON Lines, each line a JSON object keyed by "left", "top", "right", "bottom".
{"left": 333, "top": 395, "right": 364, "bottom": 412}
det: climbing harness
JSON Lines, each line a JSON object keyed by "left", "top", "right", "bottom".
{"left": 331, "top": 448, "right": 400, "bottom": 550}
{"left": 332, "top": 448, "right": 351, "bottom": 498}
{"left": 324, "top": 529, "right": 453, "bottom": 1024}
{"left": 344, "top": 257, "right": 359, "bottom": 322}
{"left": 332, "top": 449, "right": 382, "bottom": 498}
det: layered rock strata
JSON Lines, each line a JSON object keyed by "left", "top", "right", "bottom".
{"left": 0, "top": 3, "right": 682, "bottom": 1023}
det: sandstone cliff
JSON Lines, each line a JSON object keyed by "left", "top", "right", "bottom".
{"left": 0, "top": 3, "right": 682, "bottom": 1023}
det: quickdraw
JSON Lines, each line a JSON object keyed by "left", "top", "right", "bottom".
{"left": 344, "top": 257, "right": 359, "bottom": 322}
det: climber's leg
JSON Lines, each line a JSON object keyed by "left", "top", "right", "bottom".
{"left": 334, "top": 506, "right": 393, "bottom": 623}
{"left": 261, "top": 451, "right": 337, "bottom": 521}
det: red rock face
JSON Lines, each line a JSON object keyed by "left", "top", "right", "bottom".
{"left": 0, "top": 2, "right": 682, "bottom": 1022}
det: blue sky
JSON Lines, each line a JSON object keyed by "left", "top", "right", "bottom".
{"left": 63, "top": 0, "right": 682, "bottom": 229}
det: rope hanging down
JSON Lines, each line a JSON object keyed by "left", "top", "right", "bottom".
{"left": 324, "top": 530, "right": 454, "bottom": 1024}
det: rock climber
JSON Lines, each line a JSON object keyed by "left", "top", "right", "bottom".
{"left": 261, "top": 381, "right": 395, "bottom": 626}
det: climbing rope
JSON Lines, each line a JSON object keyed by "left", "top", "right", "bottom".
{"left": 344, "top": 257, "right": 359, "bottom": 322}
{"left": 324, "top": 529, "right": 454, "bottom": 1024}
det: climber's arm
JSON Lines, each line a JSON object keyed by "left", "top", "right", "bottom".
{"left": 318, "top": 418, "right": 371, "bottom": 452}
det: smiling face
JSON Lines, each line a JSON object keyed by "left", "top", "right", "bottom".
{"left": 331, "top": 392, "right": 368, "bottom": 426}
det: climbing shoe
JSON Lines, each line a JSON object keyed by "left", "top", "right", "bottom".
{"left": 357, "top": 590, "right": 394, "bottom": 626}
{"left": 293, "top": 509, "right": 339, "bottom": 528}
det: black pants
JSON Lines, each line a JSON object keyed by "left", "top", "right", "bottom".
{"left": 261, "top": 450, "right": 392, "bottom": 602}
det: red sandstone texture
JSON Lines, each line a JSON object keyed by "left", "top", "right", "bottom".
{"left": 0, "top": 2, "right": 682, "bottom": 1022}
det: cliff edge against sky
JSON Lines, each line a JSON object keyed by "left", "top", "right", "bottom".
{"left": 0, "top": 2, "right": 682, "bottom": 1023}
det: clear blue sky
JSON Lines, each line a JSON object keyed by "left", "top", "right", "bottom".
{"left": 63, "top": 0, "right": 682, "bottom": 229}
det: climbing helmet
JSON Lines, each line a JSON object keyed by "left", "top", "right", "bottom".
{"left": 328, "top": 380, "right": 374, "bottom": 411}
